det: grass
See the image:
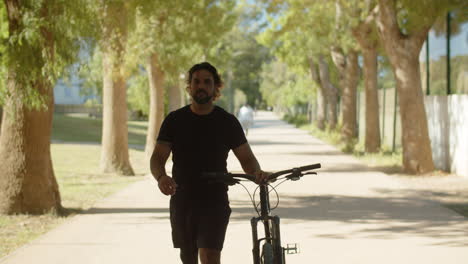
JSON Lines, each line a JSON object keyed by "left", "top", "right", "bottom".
{"left": 52, "top": 113, "right": 148, "bottom": 146}
{"left": 53, "top": 144, "right": 148, "bottom": 210}
{"left": 297, "top": 121, "right": 403, "bottom": 172}
{"left": 0, "top": 214, "right": 65, "bottom": 258}
{"left": 0, "top": 113, "right": 149, "bottom": 258}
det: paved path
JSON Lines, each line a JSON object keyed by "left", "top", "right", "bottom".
{"left": 2, "top": 111, "right": 467, "bottom": 264}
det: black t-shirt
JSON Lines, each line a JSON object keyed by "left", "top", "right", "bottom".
{"left": 157, "top": 105, "right": 247, "bottom": 197}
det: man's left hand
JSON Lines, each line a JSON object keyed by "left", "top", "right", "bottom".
{"left": 254, "top": 170, "right": 271, "bottom": 184}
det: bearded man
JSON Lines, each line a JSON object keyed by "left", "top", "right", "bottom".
{"left": 150, "top": 62, "right": 267, "bottom": 264}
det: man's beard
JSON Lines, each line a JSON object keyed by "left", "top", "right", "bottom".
{"left": 192, "top": 90, "right": 212, "bottom": 104}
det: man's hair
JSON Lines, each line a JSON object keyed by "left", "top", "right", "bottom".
{"left": 186, "top": 62, "right": 224, "bottom": 100}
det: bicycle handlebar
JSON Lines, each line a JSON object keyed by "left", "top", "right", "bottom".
{"left": 268, "top": 163, "right": 321, "bottom": 179}
{"left": 202, "top": 163, "right": 321, "bottom": 185}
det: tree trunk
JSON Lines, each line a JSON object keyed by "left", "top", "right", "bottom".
{"left": 168, "top": 84, "right": 184, "bottom": 112}
{"left": 100, "top": 2, "right": 134, "bottom": 176}
{"left": 318, "top": 56, "right": 339, "bottom": 130}
{"left": 0, "top": 107, "right": 3, "bottom": 131}
{"left": 316, "top": 89, "right": 327, "bottom": 130}
{"left": 309, "top": 59, "right": 327, "bottom": 130}
{"left": 330, "top": 47, "right": 359, "bottom": 150}
{"left": 0, "top": 0, "right": 61, "bottom": 215}
{"left": 0, "top": 77, "right": 61, "bottom": 214}
{"left": 145, "top": 53, "right": 165, "bottom": 159}
{"left": 376, "top": 0, "right": 435, "bottom": 174}
{"left": 341, "top": 50, "right": 359, "bottom": 151}
{"left": 362, "top": 47, "right": 380, "bottom": 152}
{"left": 353, "top": 10, "right": 381, "bottom": 153}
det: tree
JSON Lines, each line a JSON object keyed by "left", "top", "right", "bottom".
{"left": 330, "top": 2, "right": 360, "bottom": 148}
{"left": 221, "top": 3, "right": 272, "bottom": 108}
{"left": 0, "top": 4, "right": 5, "bottom": 131}
{"left": 259, "top": 1, "right": 341, "bottom": 129}
{"left": 98, "top": 1, "right": 135, "bottom": 175}
{"left": 350, "top": 1, "right": 381, "bottom": 153}
{"left": 0, "top": 0, "right": 94, "bottom": 214}
{"left": 308, "top": 59, "right": 328, "bottom": 130}
{"left": 331, "top": 47, "right": 359, "bottom": 149}
{"left": 259, "top": 60, "right": 314, "bottom": 112}
{"left": 129, "top": 0, "right": 237, "bottom": 158}
{"left": 335, "top": 0, "right": 381, "bottom": 152}
{"left": 374, "top": 0, "right": 462, "bottom": 173}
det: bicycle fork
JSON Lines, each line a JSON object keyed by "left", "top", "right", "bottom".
{"left": 251, "top": 215, "right": 285, "bottom": 264}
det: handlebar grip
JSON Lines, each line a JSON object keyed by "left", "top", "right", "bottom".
{"left": 299, "top": 163, "right": 321, "bottom": 171}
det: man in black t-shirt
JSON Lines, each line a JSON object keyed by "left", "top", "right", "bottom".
{"left": 150, "top": 62, "right": 268, "bottom": 264}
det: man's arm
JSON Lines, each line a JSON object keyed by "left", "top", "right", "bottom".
{"left": 150, "top": 142, "right": 177, "bottom": 195}
{"left": 232, "top": 143, "right": 268, "bottom": 183}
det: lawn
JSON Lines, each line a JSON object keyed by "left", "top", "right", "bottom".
{"left": 52, "top": 113, "right": 148, "bottom": 146}
{"left": 0, "top": 114, "right": 149, "bottom": 258}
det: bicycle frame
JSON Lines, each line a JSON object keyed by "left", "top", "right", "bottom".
{"left": 202, "top": 163, "right": 320, "bottom": 264}
{"left": 251, "top": 184, "right": 285, "bottom": 264}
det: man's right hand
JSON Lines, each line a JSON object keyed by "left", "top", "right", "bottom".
{"left": 158, "top": 175, "right": 178, "bottom": 196}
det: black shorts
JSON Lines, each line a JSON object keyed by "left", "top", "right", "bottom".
{"left": 170, "top": 191, "right": 231, "bottom": 251}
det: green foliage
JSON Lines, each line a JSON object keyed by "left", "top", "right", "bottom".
{"left": 127, "top": 71, "right": 150, "bottom": 115}
{"left": 283, "top": 113, "right": 309, "bottom": 127}
{"left": 115, "top": 0, "right": 238, "bottom": 112}
{"left": 78, "top": 46, "right": 103, "bottom": 99}
{"left": 0, "top": 0, "right": 97, "bottom": 109}
{"left": 452, "top": 55, "right": 468, "bottom": 94}
{"left": 258, "top": 0, "right": 337, "bottom": 70}
{"left": 259, "top": 60, "right": 315, "bottom": 109}
{"left": 396, "top": 0, "right": 465, "bottom": 35}
{"left": 129, "top": 0, "right": 237, "bottom": 74}
{"left": 0, "top": 3, "right": 7, "bottom": 96}
{"left": 210, "top": 3, "right": 272, "bottom": 107}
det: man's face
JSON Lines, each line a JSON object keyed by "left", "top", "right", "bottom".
{"left": 189, "top": 69, "right": 216, "bottom": 105}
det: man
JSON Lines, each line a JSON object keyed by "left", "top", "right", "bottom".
{"left": 150, "top": 62, "right": 268, "bottom": 264}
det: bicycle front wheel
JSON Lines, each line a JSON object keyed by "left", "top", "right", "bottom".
{"left": 261, "top": 243, "right": 274, "bottom": 264}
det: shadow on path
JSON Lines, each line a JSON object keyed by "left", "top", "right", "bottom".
{"left": 227, "top": 189, "right": 468, "bottom": 247}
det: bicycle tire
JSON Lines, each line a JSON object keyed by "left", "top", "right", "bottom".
{"left": 261, "top": 243, "right": 274, "bottom": 264}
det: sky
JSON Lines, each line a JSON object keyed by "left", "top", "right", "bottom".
{"left": 424, "top": 22, "right": 468, "bottom": 60}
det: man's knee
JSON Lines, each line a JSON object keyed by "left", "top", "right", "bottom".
{"left": 199, "top": 248, "right": 221, "bottom": 264}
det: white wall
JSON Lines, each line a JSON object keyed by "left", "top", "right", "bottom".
{"left": 54, "top": 78, "right": 86, "bottom": 105}
{"left": 425, "top": 95, "right": 468, "bottom": 178}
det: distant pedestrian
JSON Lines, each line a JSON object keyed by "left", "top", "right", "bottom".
{"left": 237, "top": 104, "right": 254, "bottom": 135}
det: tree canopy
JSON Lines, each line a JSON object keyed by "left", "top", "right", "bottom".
{"left": 0, "top": 0, "right": 96, "bottom": 109}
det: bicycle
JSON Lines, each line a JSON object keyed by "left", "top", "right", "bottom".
{"left": 202, "top": 163, "right": 321, "bottom": 264}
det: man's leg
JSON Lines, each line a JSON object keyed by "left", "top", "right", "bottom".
{"left": 180, "top": 245, "right": 198, "bottom": 264}
{"left": 171, "top": 194, "right": 198, "bottom": 263}
{"left": 199, "top": 248, "right": 220, "bottom": 264}
{"left": 197, "top": 201, "right": 230, "bottom": 264}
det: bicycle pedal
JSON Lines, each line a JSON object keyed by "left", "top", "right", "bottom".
{"left": 284, "top": 243, "right": 300, "bottom": 254}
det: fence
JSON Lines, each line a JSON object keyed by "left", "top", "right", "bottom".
{"left": 425, "top": 95, "right": 468, "bottom": 178}
{"left": 357, "top": 88, "right": 402, "bottom": 151}
{"left": 306, "top": 89, "right": 467, "bottom": 178}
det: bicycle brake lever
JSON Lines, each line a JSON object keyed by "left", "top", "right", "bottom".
{"left": 290, "top": 175, "right": 301, "bottom": 181}
{"left": 285, "top": 172, "right": 301, "bottom": 181}
{"left": 226, "top": 178, "right": 240, "bottom": 186}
